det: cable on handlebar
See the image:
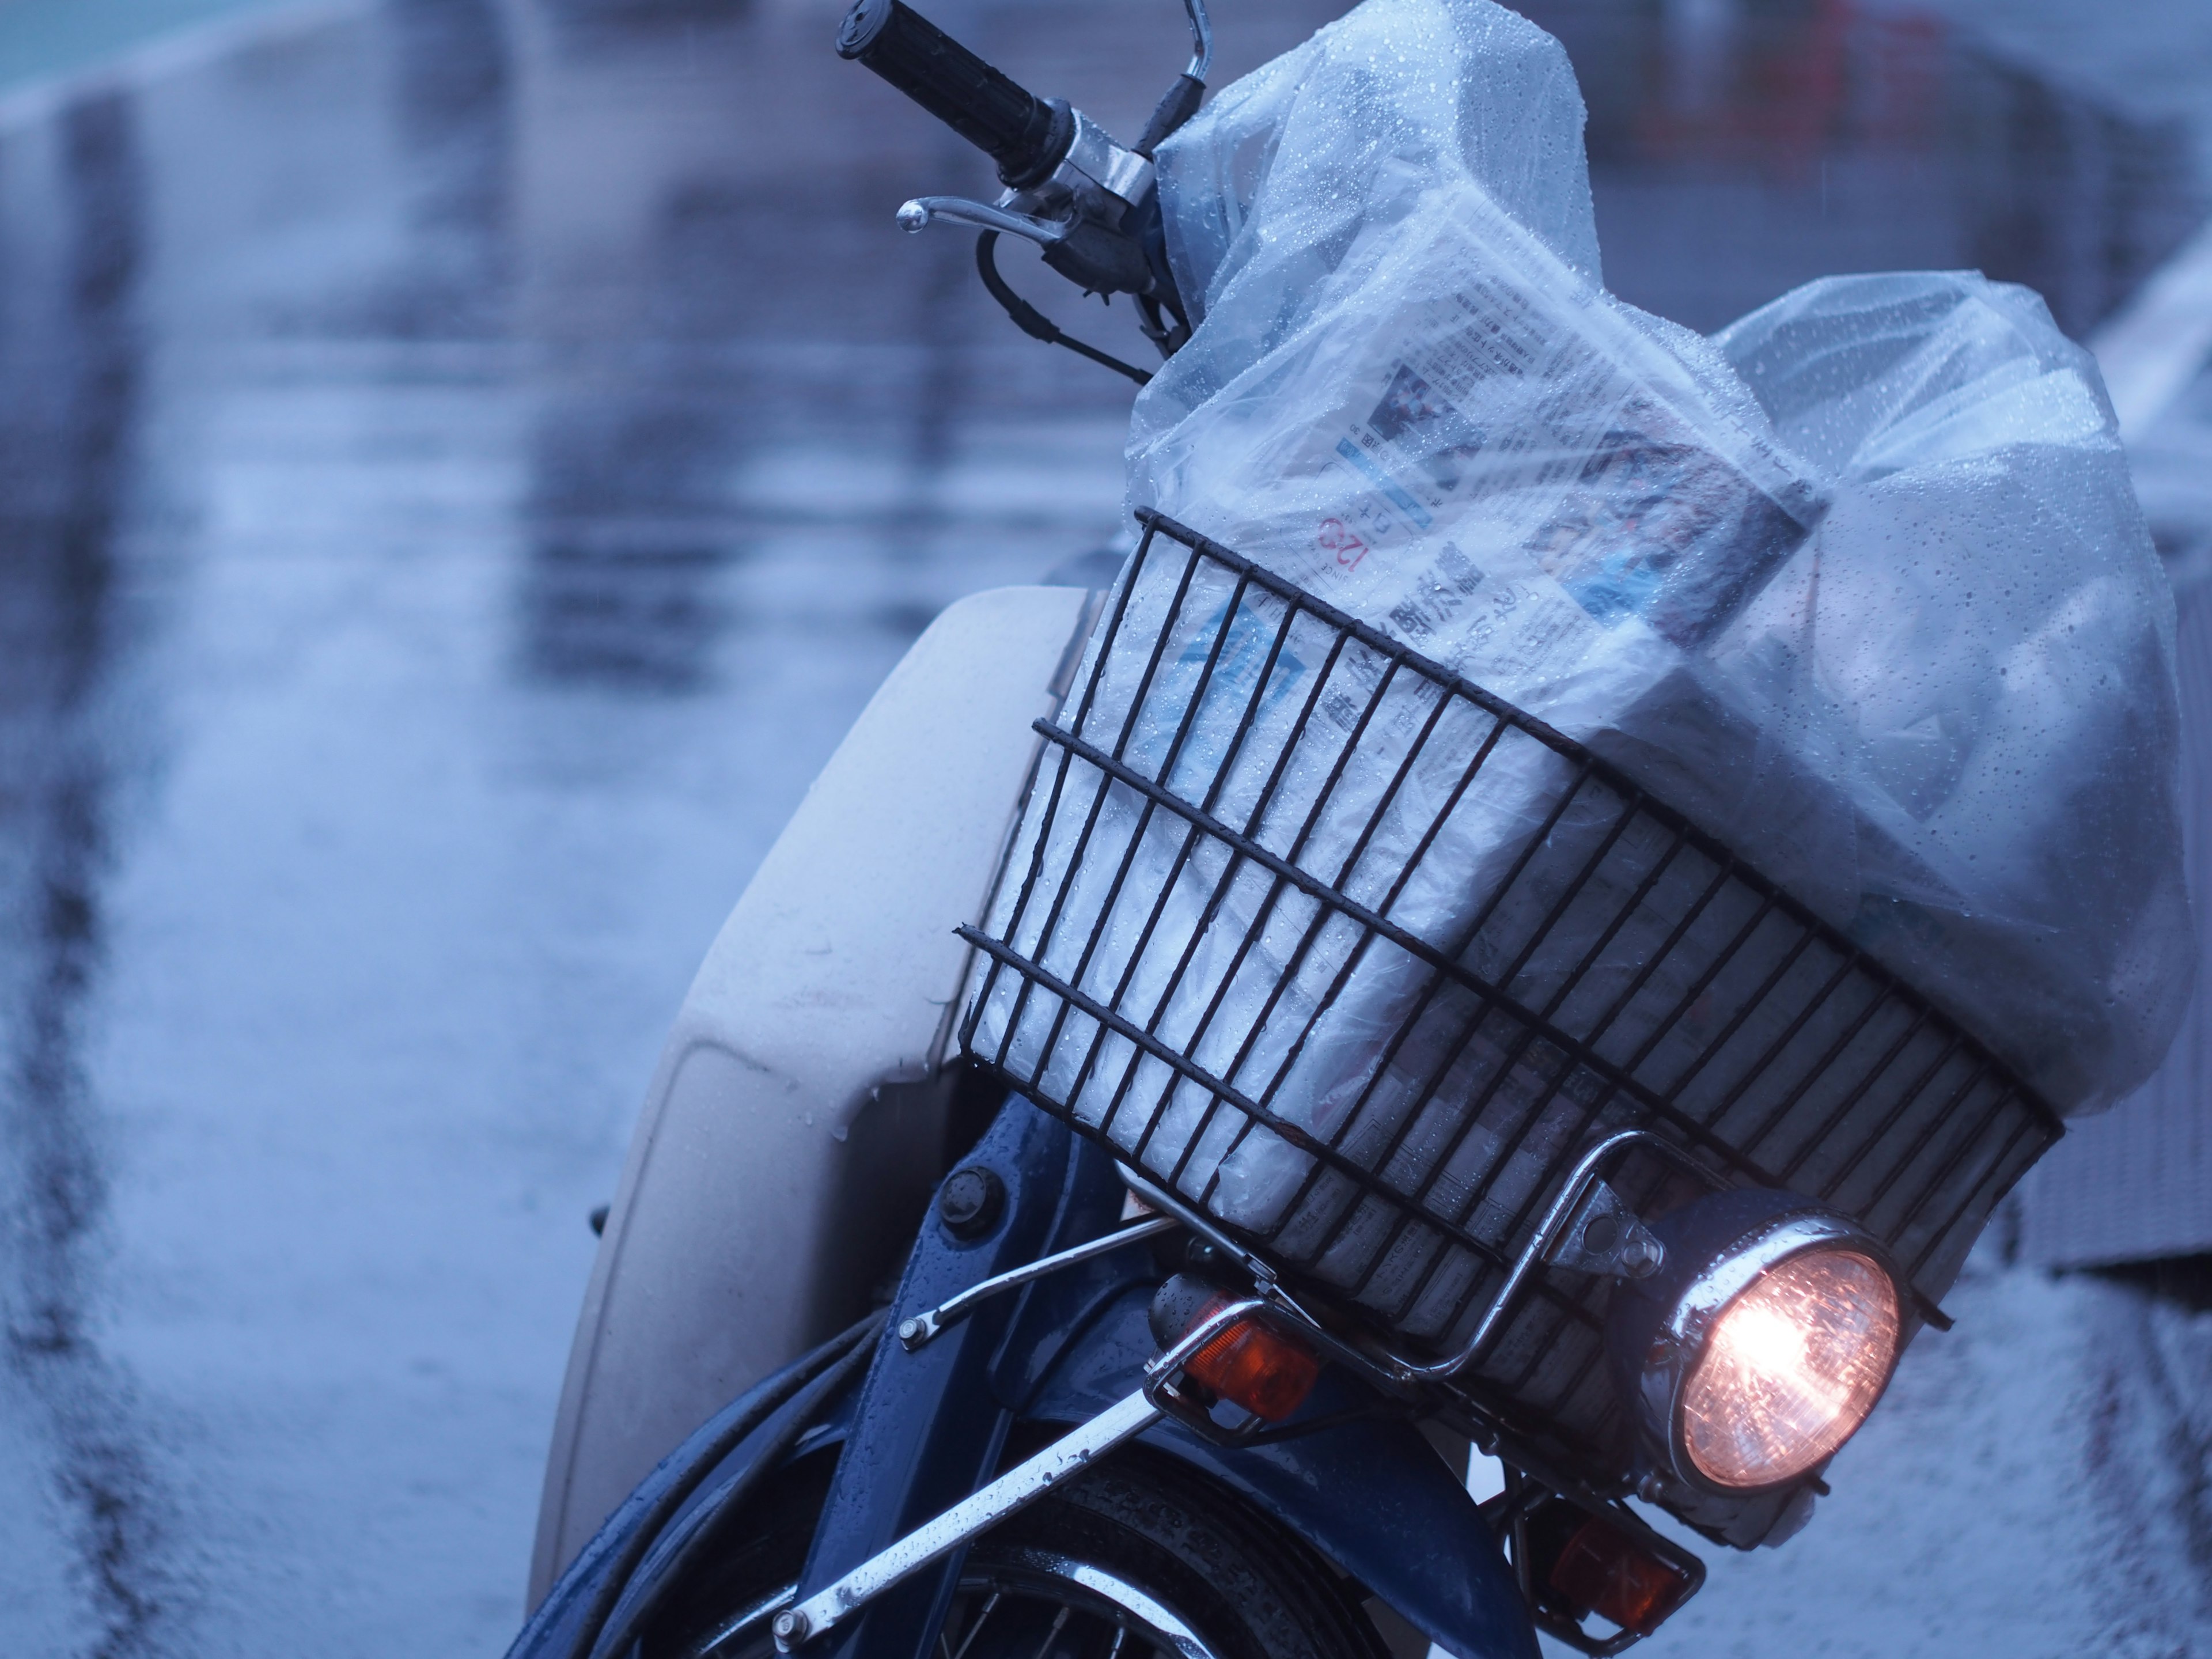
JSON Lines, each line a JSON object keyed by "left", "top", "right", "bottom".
{"left": 975, "top": 232, "right": 1153, "bottom": 387}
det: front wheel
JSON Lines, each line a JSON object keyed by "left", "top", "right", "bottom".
{"left": 660, "top": 1444, "right": 1395, "bottom": 1659}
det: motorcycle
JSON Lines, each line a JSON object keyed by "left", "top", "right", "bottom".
{"left": 506, "top": 4, "right": 2044, "bottom": 1655}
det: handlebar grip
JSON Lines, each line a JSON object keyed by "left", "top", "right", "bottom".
{"left": 836, "top": 0, "right": 1071, "bottom": 189}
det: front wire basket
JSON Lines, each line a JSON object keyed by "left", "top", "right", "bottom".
{"left": 959, "top": 509, "right": 2061, "bottom": 1483}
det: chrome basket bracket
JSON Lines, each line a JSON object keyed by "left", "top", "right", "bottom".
{"left": 1395, "top": 1128, "right": 1726, "bottom": 1383}
{"left": 1546, "top": 1180, "right": 1666, "bottom": 1280}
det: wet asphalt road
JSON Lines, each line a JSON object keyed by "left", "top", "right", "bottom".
{"left": 0, "top": 1, "right": 2205, "bottom": 1656}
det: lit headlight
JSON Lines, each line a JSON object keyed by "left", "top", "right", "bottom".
{"left": 1611, "top": 1192, "right": 1904, "bottom": 1498}
{"left": 1678, "top": 1245, "right": 1898, "bottom": 1487}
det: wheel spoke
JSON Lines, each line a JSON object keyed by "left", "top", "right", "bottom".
{"left": 1028, "top": 1605, "right": 1071, "bottom": 1659}
{"left": 949, "top": 1590, "right": 1003, "bottom": 1659}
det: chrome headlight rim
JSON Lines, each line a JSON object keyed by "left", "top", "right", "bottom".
{"left": 1628, "top": 1203, "right": 1905, "bottom": 1499}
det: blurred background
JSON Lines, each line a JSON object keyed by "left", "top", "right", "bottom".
{"left": 0, "top": 0, "right": 2205, "bottom": 1654}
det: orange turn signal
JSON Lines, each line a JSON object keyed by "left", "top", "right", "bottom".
{"left": 1184, "top": 1316, "right": 1320, "bottom": 1423}
{"left": 1546, "top": 1513, "right": 1698, "bottom": 1637}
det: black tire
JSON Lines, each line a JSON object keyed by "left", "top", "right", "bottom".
{"left": 647, "top": 1443, "right": 1393, "bottom": 1659}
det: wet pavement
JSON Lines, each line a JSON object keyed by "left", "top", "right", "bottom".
{"left": 0, "top": 1, "right": 2205, "bottom": 1655}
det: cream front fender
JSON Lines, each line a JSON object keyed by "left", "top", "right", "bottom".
{"left": 527, "top": 584, "right": 1093, "bottom": 1603}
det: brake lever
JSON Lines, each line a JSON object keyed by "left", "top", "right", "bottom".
{"left": 897, "top": 196, "right": 1069, "bottom": 248}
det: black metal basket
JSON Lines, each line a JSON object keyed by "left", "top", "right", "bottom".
{"left": 959, "top": 509, "right": 2061, "bottom": 1475}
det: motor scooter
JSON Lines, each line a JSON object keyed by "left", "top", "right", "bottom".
{"left": 507, "top": 5, "right": 2055, "bottom": 1656}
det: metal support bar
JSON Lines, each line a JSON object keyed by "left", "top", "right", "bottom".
{"left": 897, "top": 1215, "right": 1179, "bottom": 1350}
{"left": 771, "top": 1389, "right": 1163, "bottom": 1651}
{"left": 1116, "top": 1165, "right": 1430, "bottom": 1396}
{"left": 1120, "top": 1137, "right": 1717, "bottom": 1389}
{"left": 1401, "top": 1130, "right": 1722, "bottom": 1381}
{"left": 1116, "top": 1164, "right": 1275, "bottom": 1287}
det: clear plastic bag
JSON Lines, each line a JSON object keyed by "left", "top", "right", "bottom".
{"left": 1710, "top": 271, "right": 2193, "bottom": 1113}
{"left": 971, "top": 0, "right": 2189, "bottom": 1246}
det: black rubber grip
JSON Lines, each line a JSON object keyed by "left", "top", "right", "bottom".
{"left": 837, "top": 0, "right": 1070, "bottom": 188}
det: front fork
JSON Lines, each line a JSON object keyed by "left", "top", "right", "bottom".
{"left": 782, "top": 1094, "right": 1131, "bottom": 1659}
{"left": 778, "top": 1092, "right": 1541, "bottom": 1659}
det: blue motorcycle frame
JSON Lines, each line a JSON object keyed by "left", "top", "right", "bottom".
{"left": 512, "top": 1092, "right": 1541, "bottom": 1659}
